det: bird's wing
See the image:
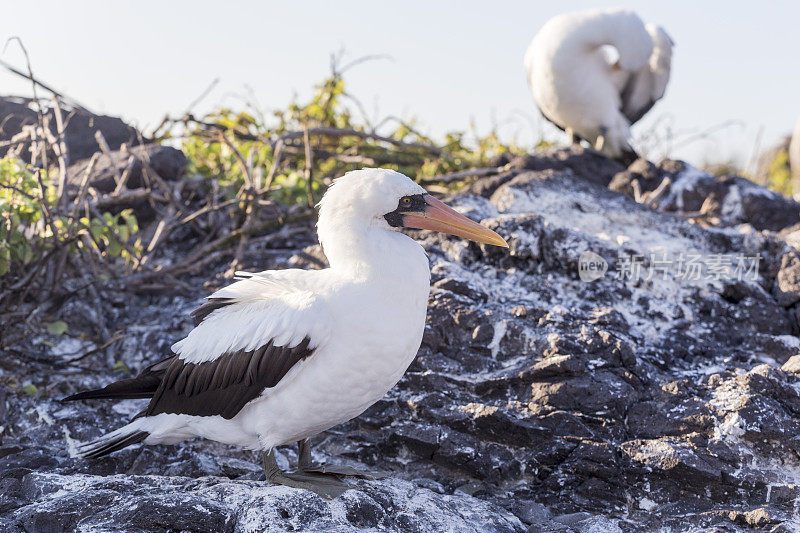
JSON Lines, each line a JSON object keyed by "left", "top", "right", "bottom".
{"left": 618, "top": 70, "right": 656, "bottom": 124}
{"left": 619, "top": 52, "right": 670, "bottom": 124}
{"left": 620, "top": 25, "right": 672, "bottom": 124}
{"left": 143, "top": 269, "right": 332, "bottom": 420}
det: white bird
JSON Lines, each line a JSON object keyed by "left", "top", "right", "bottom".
{"left": 524, "top": 8, "right": 674, "bottom": 163}
{"left": 64, "top": 168, "right": 508, "bottom": 498}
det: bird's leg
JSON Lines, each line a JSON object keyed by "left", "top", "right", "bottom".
{"left": 262, "top": 449, "right": 349, "bottom": 499}
{"left": 594, "top": 125, "right": 610, "bottom": 153}
{"left": 566, "top": 127, "right": 579, "bottom": 145}
{"left": 296, "top": 438, "right": 315, "bottom": 470}
{"left": 595, "top": 134, "right": 606, "bottom": 152}
{"left": 295, "top": 439, "right": 389, "bottom": 480}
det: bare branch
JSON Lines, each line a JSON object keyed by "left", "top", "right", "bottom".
{"left": 1, "top": 37, "right": 91, "bottom": 112}
{"left": 51, "top": 96, "right": 70, "bottom": 210}
{"left": 303, "top": 127, "right": 315, "bottom": 207}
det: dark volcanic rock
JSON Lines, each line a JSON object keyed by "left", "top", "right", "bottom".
{"left": 605, "top": 156, "right": 800, "bottom": 232}
{"left": 469, "top": 145, "right": 626, "bottom": 198}
{"left": 63, "top": 144, "right": 187, "bottom": 220}
{"left": 774, "top": 251, "right": 800, "bottom": 307}
{"left": 65, "top": 144, "right": 186, "bottom": 194}
{"left": 5, "top": 151, "right": 800, "bottom": 531}
{"left": 649, "top": 163, "right": 800, "bottom": 231}
{"left": 608, "top": 158, "right": 685, "bottom": 197}
{"left": 0, "top": 96, "right": 140, "bottom": 162}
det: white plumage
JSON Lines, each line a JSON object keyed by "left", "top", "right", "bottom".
{"left": 524, "top": 8, "right": 673, "bottom": 162}
{"left": 65, "top": 168, "right": 507, "bottom": 496}
{"left": 174, "top": 272, "right": 333, "bottom": 366}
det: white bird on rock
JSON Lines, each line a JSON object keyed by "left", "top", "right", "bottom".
{"left": 524, "top": 8, "right": 674, "bottom": 164}
{"left": 63, "top": 168, "right": 508, "bottom": 498}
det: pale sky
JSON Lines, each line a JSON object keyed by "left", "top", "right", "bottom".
{"left": 2, "top": 1, "right": 799, "bottom": 169}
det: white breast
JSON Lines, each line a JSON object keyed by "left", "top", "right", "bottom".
{"left": 241, "top": 239, "right": 431, "bottom": 448}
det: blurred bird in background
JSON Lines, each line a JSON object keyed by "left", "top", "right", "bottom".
{"left": 525, "top": 8, "right": 674, "bottom": 164}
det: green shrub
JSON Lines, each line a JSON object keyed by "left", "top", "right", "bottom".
{"left": 765, "top": 148, "right": 793, "bottom": 197}
{"left": 181, "top": 73, "right": 525, "bottom": 202}
{"left": 0, "top": 156, "right": 141, "bottom": 277}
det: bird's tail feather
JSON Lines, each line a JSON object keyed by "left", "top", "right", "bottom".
{"left": 76, "top": 424, "right": 149, "bottom": 459}
{"left": 61, "top": 371, "right": 165, "bottom": 402}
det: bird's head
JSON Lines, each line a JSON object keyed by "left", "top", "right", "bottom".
{"left": 317, "top": 168, "right": 508, "bottom": 248}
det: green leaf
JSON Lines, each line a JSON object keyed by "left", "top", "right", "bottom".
{"left": 21, "top": 243, "right": 33, "bottom": 264}
{"left": 117, "top": 225, "right": 130, "bottom": 242}
{"left": 46, "top": 320, "right": 69, "bottom": 335}
{"left": 107, "top": 240, "right": 122, "bottom": 257}
{"left": 112, "top": 360, "right": 131, "bottom": 374}
{"left": 20, "top": 384, "right": 38, "bottom": 395}
{"left": 90, "top": 220, "right": 104, "bottom": 242}
{"left": 121, "top": 210, "right": 138, "bottom": 234}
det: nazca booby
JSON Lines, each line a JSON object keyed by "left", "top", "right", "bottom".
{"left": 524, "top": 8, "right": 673, "bottom": 163}
{"left": 64, "top": 168, "right": 508, "bottom": 498}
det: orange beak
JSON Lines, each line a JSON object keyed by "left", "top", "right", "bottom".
{"left": 401, "top": 195, "right": 508, "bottom": 248}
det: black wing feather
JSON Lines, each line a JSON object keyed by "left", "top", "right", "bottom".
{"left": 245, "top": 347, "right": 264, "bottom": 386}
{"left": 144, "top": 337, "right": 314, "bottom": 420}
{"left": 190, "top": 298, "right": 236, "bottom": 326}
{"left": 64, "top": 337, "right": 315, "bottom": 422}
{"left": 619, "top": 72, "right": 657, "bottom": 125}
{"left": 62, "top": 356, "right": 174, "bottom": 402}
{"left": 64, "top": 279, "right": 317, "bottom": 420}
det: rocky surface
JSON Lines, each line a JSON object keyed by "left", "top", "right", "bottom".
{"left": 65, "top": 144, "right": 187, "bottom": 194}
{"left": 64, "top": 143, "right": 187, "bottom": 219}
{"left": 4, "top": 147, "right": 800, "bottom": 531}
{"left": 609, "top": 156, "right": 800, "bottom": 231}
{"left": 0, "top": 96, "right": 140, "bottom": 163}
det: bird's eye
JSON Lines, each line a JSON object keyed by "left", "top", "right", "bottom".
{"left": 401, "top": 197, "right": 412, "bottom": 206}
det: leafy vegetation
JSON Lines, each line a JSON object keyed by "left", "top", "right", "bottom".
{"left": 763, "top": 147, "right": 793, "bottom": 197}
{"left": 45, "top": 320, "right": 69, "bottom": 335}
{"left": 0, "top": 157, "right": 142, "bottom": 277}
{"left": 179, "top": 69, "right": 526, "bottom": 204}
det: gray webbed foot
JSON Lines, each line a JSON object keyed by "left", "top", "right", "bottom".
{"left": 296, "top": 439, "right": 389, "bottom": 480}
{"left": 263, "top": 449, "right": 349, "bottom": 500}
{"left": 300, "top": 463, "right": 389, "bottom": 480}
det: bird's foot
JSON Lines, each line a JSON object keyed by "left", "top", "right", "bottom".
{"left": 298, "top": 462, "right": 389, "bottom": 480}
{"left": 263, "top": 450, "right": 349, "bottom": 500}
{"left": 270, "top": 469, "right": 351, "bottom": 500}
{"left": 296, "top": 438, "right": 389, "bottom": 480}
